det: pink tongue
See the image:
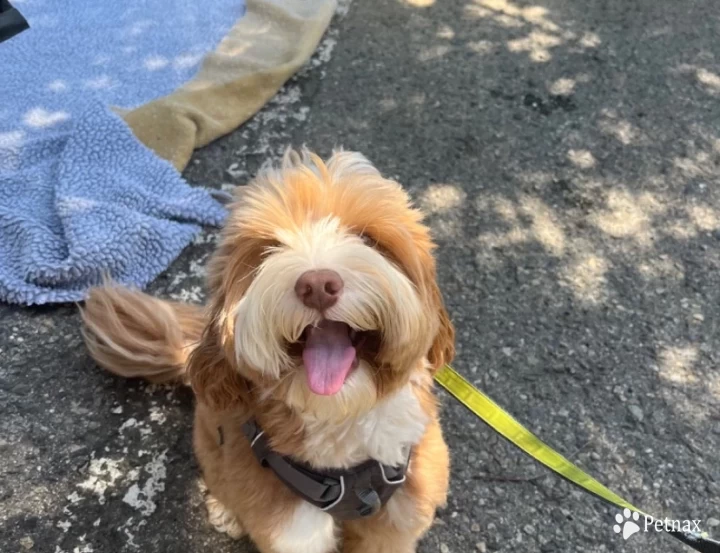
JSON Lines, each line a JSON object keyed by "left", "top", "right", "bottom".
{"left": 302, "top": 321, "right": 356, "bottom": 396}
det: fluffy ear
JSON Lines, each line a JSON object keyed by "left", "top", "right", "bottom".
{"left": 426, "top": 279, "right": 455, "bottom": 372}
{"left": 187, "top": 213, "right": 271, "bottom": 411}
{"left": 414, "top": 242, "right": 455, "bottom": 372}
{"left": 187, "top": 322, "right": 249, "bottom": 412}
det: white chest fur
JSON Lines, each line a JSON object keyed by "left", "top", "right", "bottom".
{"left": 271, "top": 502, "right": 337, "bottom": 553}
{"left": 299, "top": 383, "right": 428, "bottom": 469}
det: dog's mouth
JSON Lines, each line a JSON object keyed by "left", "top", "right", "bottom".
{"left": 289, "top": 321, "right": 380, "bottom": 396}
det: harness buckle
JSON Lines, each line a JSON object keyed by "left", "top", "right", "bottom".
{"left": 355, "top": 488, "right": 382, "bottom": 517}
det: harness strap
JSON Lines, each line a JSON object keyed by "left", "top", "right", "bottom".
{"left": 241, "top": 420, "right": 342, "bottom": 506}
{"left": 232, "top": 419, "right": 410, "bottom": 520}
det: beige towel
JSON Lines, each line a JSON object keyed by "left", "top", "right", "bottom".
{"left": 122, "top": 0, "right": 337, "bottom": 171}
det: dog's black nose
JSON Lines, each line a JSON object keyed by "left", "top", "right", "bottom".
{"left": 295, "top": 270, "right": 344, "bottom": 311}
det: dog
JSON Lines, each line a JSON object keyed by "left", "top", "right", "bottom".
{"left": 81, "top": 149, "right": 455, "bottom": 553}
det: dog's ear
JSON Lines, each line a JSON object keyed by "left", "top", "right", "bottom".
{"left": 357, "top": 199, "right": 455, "bottom": 373}
{"left": 425, "top": 273, "right": 455, "bottom": 372}
{"left": 187, "top": 319, "right": 249, "bottom": 411}
{"left": 412, "top": 244, "right": 455, "bottom": 372}
{"left": 187, "top": 224, "right": 270, "bottom": 411}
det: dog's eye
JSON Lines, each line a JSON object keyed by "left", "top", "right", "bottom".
{"left": 360, "top": 234, "right": 377, "bottom": 248}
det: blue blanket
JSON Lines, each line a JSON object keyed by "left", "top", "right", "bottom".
{"left": 0, "top": 0, "right": 244, "bottom": 305}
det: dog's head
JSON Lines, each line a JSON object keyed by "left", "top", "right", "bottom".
{"left": 189, "top": 150, "right": 454, "bottom": 420}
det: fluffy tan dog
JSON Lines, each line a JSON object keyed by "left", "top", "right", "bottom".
{"left": 81, "top": 150, "right": 454, "bottom": 553}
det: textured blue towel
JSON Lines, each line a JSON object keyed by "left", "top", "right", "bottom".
{"left": 0, "top": 0, "right": 245, "bottom": 305}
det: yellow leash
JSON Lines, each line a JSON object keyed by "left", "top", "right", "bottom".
{"left": 434, "top": 365, "right": 720, "bottom": 553}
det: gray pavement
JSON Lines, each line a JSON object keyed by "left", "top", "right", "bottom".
{"left": 3, "top": 0, "right": 720, "bottom": 551}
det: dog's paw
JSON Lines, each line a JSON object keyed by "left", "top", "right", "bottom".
{"left": 206, "top": 494, "right": 245, "bottom": 540}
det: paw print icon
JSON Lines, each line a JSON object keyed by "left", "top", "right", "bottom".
{"left": 614, "top": 508, "right": 641, "bottom": 540}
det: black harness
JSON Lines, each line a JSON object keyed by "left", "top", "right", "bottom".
{"left": 229, "top": 420, "right": 410, "bottom": 520}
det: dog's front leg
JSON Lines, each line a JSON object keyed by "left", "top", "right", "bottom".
{"left": 342, "top": 513, "right": 422, "bottom": 553}
{"left": 343, "top": 420, "right": 450, "bottom": 553}
{"left": 342, "top": 491, "right": 433, "bottom": 553}
{"left": 254, "top": 502, "right": 338, "bottom": 553}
